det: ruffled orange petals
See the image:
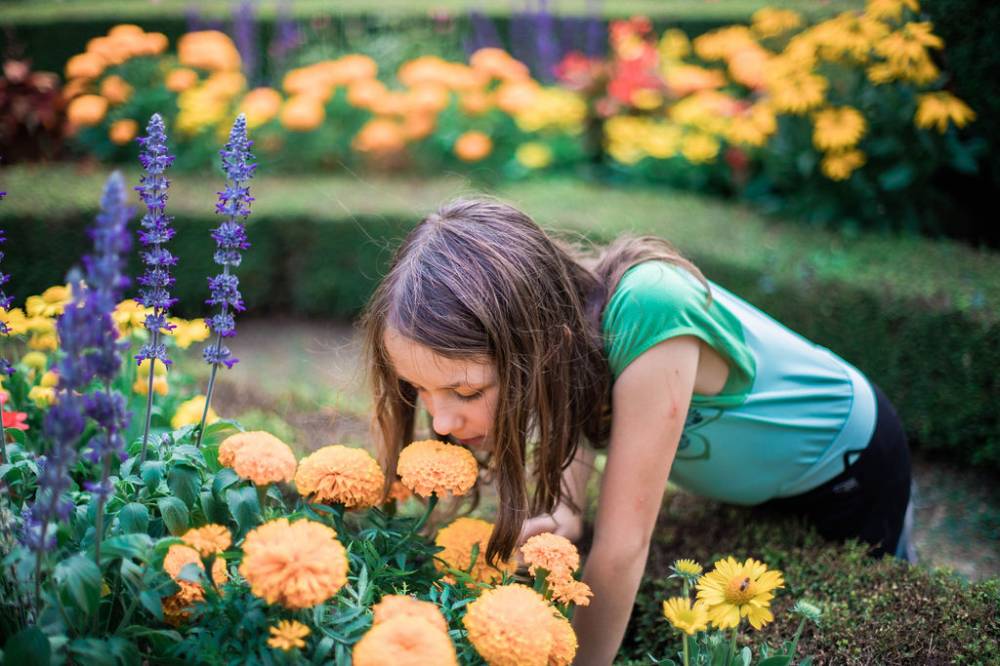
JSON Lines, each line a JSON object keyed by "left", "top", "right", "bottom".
{"left": 397, "top": 439, "right": 478, "bottom": 498}
{"left": 295, "top": 444, "right": 386, "bottom": 509}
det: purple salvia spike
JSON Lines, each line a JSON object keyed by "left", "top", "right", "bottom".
{"left": 197, "top": 113, "right": 255, "bottom": 447}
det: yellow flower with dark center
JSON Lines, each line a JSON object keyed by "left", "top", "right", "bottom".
{"left": 810, "top": 13, "right": 888, "bottom": 63}
{"left": 239, "top": 518, "right": 348, "bottom": 609}
{"left": 218, "top": 431, "right": 297, "bottom": 485}
{"left": 171, "top": 395, "right": 217, "bottom": 430}
{"left": 294, "top": 444, "right": 386, "bottom": 508}
{"left": 548, "top": 613, "right": 578, "bottom": 666}
{"left": 181, "top": 524, "right": 232, "bottom": 557}
{"left": 372, "top": 594, "right": 448, "bottom": 633}
{"left": 662, "top": 596, "right": 710, "bottom": 635}
{"left": 267, "top": 620, "right": 310, "bottom": 651}
{"left": 695, "top": 557, "right": 784, "bottom": 629}
{"left": 752, "top": 8, "right": 803, "bottom": 39}
{"left": 813, "top": 106, "right": 867, "bottom": 151}
{"left": 767, "top": 70, "right": 828, "bottom": 114}
{"left": 915, "top": 92, "right": 976, "bottom": 133}
{"left": 464, "top": 584, "right": 557, "bottom": 666}
{"left": 821, "top": 149, "right": 866, "bottom": 181}
{"left": 397, "top": 439, "right": 478, "bottom": 498}
{"left": 353, "top": 616, "right": 458, "bottom": 666}
{"left": 435, "top": 517, "right": 517, "bottom": 584}
{"left": 874, "top": 21, "right": 943, "bottom": 66}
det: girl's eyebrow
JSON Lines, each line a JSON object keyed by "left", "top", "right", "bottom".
{"left": 397, "top": 374, "right": 494, "bottom": 390}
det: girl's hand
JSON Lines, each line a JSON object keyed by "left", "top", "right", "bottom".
{"left": 517, "top": 502, "right": 584, "bottom": 547}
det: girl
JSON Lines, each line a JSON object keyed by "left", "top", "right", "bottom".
{"left": 362, "top": 197, "right": 912, "bottom": 665}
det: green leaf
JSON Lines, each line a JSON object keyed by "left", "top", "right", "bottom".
{"left": 157, "top": 496, "right": 189, "bottom": 536}
{"left": 100, "top": 534, "right": 154, "bottom": 563}
{"left": 878, "top": 163, "right": 914, "bottom": 191}
{"left": 758, "top": 657, "right": 792, "bottom": 666}
{"left": 120, "top": 559, "right": 144, "bottom": 593}
{"left": 211, "top": 468, "right": 240, "bottom": 497}
{"left": 167, "top": 464, "right": 201, "bottom": 508}
{"left": 118, "top": 503, "right": 150, "bottom": 534}
{"left": 313, "top": 636, "right": 335, "bottom": 664}
{"left": 740, "top": 646, "right": 752, "bottom": 666}
{"left": 141, "top": 461, "right": 166, "bottom": 491}
{"left": 204, "top": 419, "right": 240, "bottom": 439}
{"left": 226, "top": 485, "right": 261, "bottom": 534}
{"left": 55, "top": 553, "right": 102, "bottom": 616}
{"left": 3, "top": 625, "right": 51, "bottom": 664}
{"left": 139, "top": 589, "right": 164, "bottom": 621}
{"left": 199, "top": 490, "right": 228, "bottom": 525}
{"left": 69, "top": 637, "right": 116, "bottom": 666}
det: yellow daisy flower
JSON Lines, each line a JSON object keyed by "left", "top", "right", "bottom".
{"left": 672, "top": 559, "right": 704, "bottom": 577}
{"left": 695, "top": 557, "right": 784, "bottom": 630}
{"left": 267, "top": 620, "right": 310, "bottom": 651}
{"left": 821, "top": 149, "right": 867, "bottom": 181}
{"left": 813, "top": 106, "right": 867, "bottom": 151}
{"left": 751, "top": 8, "right": 803, "bottom": 39}
{"left": 662, "top": 596, "right": 710, "bottom": 635}
{"left": 866, "top": 0, "right": 921, "bottom": 22}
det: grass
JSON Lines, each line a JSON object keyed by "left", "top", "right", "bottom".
{"left": 3, "top": 162, "right": 998, "bottom": 321}
{"left": 0, "top": 0, "right": 864, "bottom": 24}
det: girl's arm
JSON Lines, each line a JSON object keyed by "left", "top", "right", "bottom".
{"left": 572, "top": 335, "right": 699, "bottom": 665}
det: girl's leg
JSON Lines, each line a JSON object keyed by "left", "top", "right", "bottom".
{"left": 758, "top": 383, "right": 912, "bottom": 559}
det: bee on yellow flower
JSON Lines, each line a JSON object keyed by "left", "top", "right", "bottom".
{"left": 695, "top": 556, "right": 784, "bottom": 630}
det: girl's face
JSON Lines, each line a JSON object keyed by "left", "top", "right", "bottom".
{"left": 384, "top": 328, "right": 499, "bottom": 452}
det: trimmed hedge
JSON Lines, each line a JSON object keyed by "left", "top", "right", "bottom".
{"left": 0, "top": 166, "right": 997, "bottom": 470}
{"left": 619, "top": 490, "right": 1000, "bottom": 664}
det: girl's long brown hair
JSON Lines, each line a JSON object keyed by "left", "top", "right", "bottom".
{"left": 361, "top": 197, "right": 707, "bottom": 565}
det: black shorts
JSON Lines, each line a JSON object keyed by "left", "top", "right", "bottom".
{"left": 756, "top": 383, "right": 911, "bottom": 558}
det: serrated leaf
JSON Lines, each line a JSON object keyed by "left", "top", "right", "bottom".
{"left": 157, "top": 496, "right": 189, "bottom": 536}
{"left": 118, "top": 502, "right": 150, "bottom": 534}
{"left": 55, "top": 553, "right": 102, "bottom": 616}
{"left": 141, "top": 461, "right": 166, "bottom": 491}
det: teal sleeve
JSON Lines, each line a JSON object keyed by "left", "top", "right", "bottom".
{"left": 602, "top": 262, "right": 714, "bottom": 378}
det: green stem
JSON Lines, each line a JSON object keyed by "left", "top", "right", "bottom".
{"left": 93, "top": 454, "right": 112, "bottom": 567}
{"left": 256, "top": 483, "right": 269, "bottom": 513}
{"left": 401, "top": 494, "right": 438, "bottom": 545}
{"left": 683, "top": 633, "right": 690, "bottom": 666}
{"left": 0, "top": 410, "right": 8, "bottom": 464}
{"left": 727, "top": 624, "right": 739, "bottom": 666}
{"left": 138, "top": 336, "right": 160, "bottom": 465}
{"left": 195, "top": 352, "right": 221, "bottom": 448}
{"left": 786, "top": 618, "right": 807, "bottom": 663}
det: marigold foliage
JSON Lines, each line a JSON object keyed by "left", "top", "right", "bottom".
{"left": 434, "top": 517, "right": 516, "bottom": 584}
{"left": 353, "top": 616, "right": 458, "bottom": 666}
{"left": 462, "top": 584, "right": 556, "bottom": 666}
{"left": 372, "top": 594, "right": 449, "bottom": 633}
{"left": 219, "top": 431, "right": 297, "bottom": 485}
{"left": 397, "top": 439, "right": 478, "bottom": 498}
{"left": 267, "top": 620, "right": 311, "bottom": 651}
{"left": 239, "top": 518, "right": 348, "bottom": 609}
{"left": 294, "top": 444, "right": 386, "bottom": 508}
{"left": 695, "top": 556, "right": 784, "bottom": 629}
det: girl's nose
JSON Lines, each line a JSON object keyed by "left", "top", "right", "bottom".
{"left": 431, "top": 404, "right": 463, "bottom": 437}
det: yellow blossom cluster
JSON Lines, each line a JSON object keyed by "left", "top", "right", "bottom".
{"left": 463, "top": 584, "right": 576, "bottom": 666}
{"left": 133, "top": 357, "right": 168, "bottom": 397}
{"left": 605, "top": 115, "right": 720, "bottom": 166}
{"left": 294, "top": 444, "right": 386, "bottom": 509}
{"left": 353, "top": 595, "right": 458, "bottom": 665}
{"left": 397, "top": 439, "right": 478, "bottom": 498}
{"left": 434, "top": 517, "right": 517, "bottom": 585}
{"left": 513, "top": 88, "right": 587, "bottom": 134}
{"left": 171, "top": 395, "right": 218, "bottom": 430}
{"left": 520, "top": 533, "right": 592, "bottom": 607}
{"left": 239, "top": 518, "right": 349, "bottom": 609}
{"left": 218, "top": 431, "right": 297, "bottom": 486}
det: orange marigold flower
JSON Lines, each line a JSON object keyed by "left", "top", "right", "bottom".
{"left": 239, "top": 518, "right": 348, "bottom": 609}
{"left": 548, "top": 613, "right": 578, "bottom": 666}
{"left": 219, "top": 431, "right": 297, "bottom": 485}
{"left": 267, "top": 620, "right": 311, "bottom": 651}
{"left": 162, "top": 581, "right": 204, "bottom": 625}
{"left": 295, "top": 444, "right": 386, "bottom": 509}
{"left": 463, "top": 584, "right": 555, "bottom": 666}
{"left": 163, "top": 544, "right": 203, "bottom": 582}
{"left": 372, "top": 594, "right": 448, "bottom": 633}
{"left": 434, "top": 517, "right": 517, "bottom": 585}
{"left": 353, "top": 616, "right": 458, "bottom": 666}
{"left": 397, "top": 439, "right": 478, "bottom": 498}
{"left": 211, "top": 557, "right": 228, "bottom": 587}
{"left": 181, "top": 524, "right": 232, "bottom": 557}
{"left": 549, "top": 578, "right": 592, "bottom": 607}
{"left": 520, "top": 533, "right": 580, "bottom": 580}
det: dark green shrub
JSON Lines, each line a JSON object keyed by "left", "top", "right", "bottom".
{"left": 619, "top": 491, "right": 1000, "bottom": 665}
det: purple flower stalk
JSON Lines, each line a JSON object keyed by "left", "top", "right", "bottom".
{"left": 197, "top": 114, "right": 255, "bottom": 447}
{"left": 134, "top": 114, "right": 177, "bottom": 464}
{"left": 0, "top": 162, "right": 12, "bottom": 464}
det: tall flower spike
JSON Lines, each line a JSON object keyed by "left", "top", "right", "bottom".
{"left": 0, "top": 161, "right": 11, "bottom": 463}
{"left": 197, "top": 114, "right": 255, "bottom": 447}
{"left": 134, "top": 114, "right": 177, "bottom": 464}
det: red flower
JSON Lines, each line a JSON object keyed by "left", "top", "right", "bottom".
{"left": 3, "top": 410, "right": 29, "bottom": 431}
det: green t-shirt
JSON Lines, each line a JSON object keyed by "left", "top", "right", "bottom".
{"left": 601, "top": 261, "right": 876, "bottom": 505}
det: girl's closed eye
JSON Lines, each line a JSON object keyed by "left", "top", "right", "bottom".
{"left": 455, "top": 390, "right": 483, "bottom": 402}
